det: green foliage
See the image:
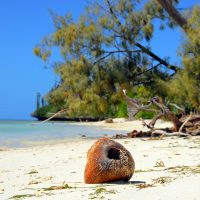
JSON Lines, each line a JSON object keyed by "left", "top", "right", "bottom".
{"left": 115, "top": 101, "right": 128, "bottom": 118}
{"left": 136, "top": 111, "right": 155, "bottom": 119}
{"left": 33, "top": 104, "right": 61, "bottom": 118}
{"left": 33, "top": 1, "right": 200, "bottom": 118}
{"left": 160, "top": 5, "right": 200, "bottom": 111}
{"left": 126, "top": 86, "right": 156, "bottom": 119}
{"left": 33, "top": 46, "right": 51, "bottom": 61}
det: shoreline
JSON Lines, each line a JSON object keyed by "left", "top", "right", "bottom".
{"left": 1, "top": 136, "right": 200, "bottom": 199}
{"left": 0, "top": 119, "right": 173, "bottom": 149}
{"left": 0, "top": 119, "right": 128, "bottom": 149}
{"left": 1, "top": 119, "right": 200, "bottom": 199}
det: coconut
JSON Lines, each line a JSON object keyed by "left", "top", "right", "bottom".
{"left": 84, "top": 137, "right": 135, "bottom": 184}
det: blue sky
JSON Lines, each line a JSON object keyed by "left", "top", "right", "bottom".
{"left": 0, "top": 0, "right": 199, "bottom": 120}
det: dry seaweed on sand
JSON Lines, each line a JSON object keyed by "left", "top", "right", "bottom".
{"left": 27, "top": 169, "right": 38, "bottom": 174}
{"left": 154, "top": 161, "right": 165, "bottom": 167}
{"left": 166, "top": 165, "right": 200, "bottom": 174}
{"left": 136, "top": 183, "right": 155, "bottom": 190}
{"left": 88, "top": 187, "right": 116, "bottom": 199}
{"left": 9, "top": 194, "right": 36, "bottom": 199}
{"left": 152, "top": 176, "right": 174, "bottom": 185}
{"left": 43, "top": 183, "right": 74, "bottom": 191}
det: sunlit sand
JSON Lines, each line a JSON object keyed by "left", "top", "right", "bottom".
{"left": 0, "top": 120, "right": 200, "bottom": 199}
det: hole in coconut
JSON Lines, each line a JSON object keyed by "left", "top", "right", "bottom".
{"left": 107, "top": 148, "right": 120, "bottom": 160}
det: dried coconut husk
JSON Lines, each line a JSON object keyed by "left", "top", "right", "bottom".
{"left": 84, "top": 137, "right": 135, "bottom": 184}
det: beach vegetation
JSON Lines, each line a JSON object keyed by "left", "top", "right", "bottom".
{"left": 34, "top": 0, "right": 200, "bottom": 119}
{"left": 33, "top": 104, "right": 63, "bottom": 118}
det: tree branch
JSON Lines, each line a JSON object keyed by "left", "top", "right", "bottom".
{"left": 179, "top": 114, "right": 192, "bottom": 132}
{"left": 94, "top": 50, "right": 141, "bottom": 64}
{"left": 156, "top": 0, "right": 189, "bottom": 32}
{"left": 135, "top": 42, "right": 178, "bottom": 72}
{"left": 105, "top": 0, "right": 179, "bottom": 72}
{"left": 135, "top": 63, "right": 162, "bottom": 77}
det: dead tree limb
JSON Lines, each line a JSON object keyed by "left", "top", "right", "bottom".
{"left": 179, "top": 114, "right": 192, "bottom": 132}
{"left": 150, "top": 97, "right": 182, "bottom": 131}
{"left": 32, "top": 109, "right": 67, "bottom": 125}
{"left": 141, "top": 118, "right": 154, "bottom": 130}
{"left": 152, "top": 130, "right": 190, "bottom": 137}
{"left": 149, "top": 112, "right": 164, "bottom": 128}
{"left": 123, "top": 89, "right": 182, "bottom": 131}
{"left": 122, "top": 89, "right": 200, "bottom": 137}
{"left": 168, "top": 102, "right": 185, "bottom": 114}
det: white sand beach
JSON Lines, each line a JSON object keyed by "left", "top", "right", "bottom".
{"left": 76, "top": 118, "right": 174, "bottom": 131}
{"left": 0, "top": 120, "right": 200, "bottom": 200}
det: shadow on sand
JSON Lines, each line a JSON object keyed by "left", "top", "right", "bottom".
{"left": 105, "top": 180, "right": 146, "bottom": 185}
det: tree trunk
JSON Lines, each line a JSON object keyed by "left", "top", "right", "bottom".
{"left": 156, "top": 0, "right": 189, "bottom": 32}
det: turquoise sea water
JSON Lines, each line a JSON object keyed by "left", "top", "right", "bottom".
{"left": 0, "top": 120, "right": 124, "bottom": 148}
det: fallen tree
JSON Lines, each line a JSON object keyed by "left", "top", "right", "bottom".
{"left": 120, "top": 90, "right": 200, "bottom": 138}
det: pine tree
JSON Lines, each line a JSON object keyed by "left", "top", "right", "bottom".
{"left": 34, "top": 0, "right": 200, "bottom": 117}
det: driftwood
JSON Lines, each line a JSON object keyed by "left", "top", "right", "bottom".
{"left": 112, "top": 129, "right": 190, "bottom": 139}
{"left": 122, "top": 90, "right": 200, "bottom": 138}
{"left": 32, "top": 109, "right": 67, "bottom": 125}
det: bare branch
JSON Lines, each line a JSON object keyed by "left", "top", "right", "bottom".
{"left": 179, "top": 114, "right": 192, "bottom": 132}
{"left": 94, "top": 50, "right": 141, "bottom": 65}
{"left": 141, "top": 118, "right": 154, "bottom": 130}
{"left": 32, "top": 109, "right": 67, "bottom": 125}
{"left": 169, "top": 102, "right": 185, "bottom": 113}
{"left": 135, "top": 63, "right": 162, "bottom": 77}
{"left": 149, "top": 112, "right": 165, "bottom": 128}
{"left": 103, "top": 50, "right": 141, "bottom": 54}
{"left": 152, "top": 130, "right": 190, "bottom": 137}
{"left": 94, "top": 52, "right": 113, "bottom": 64}
{"left": 135, "top": 42, "right": 179, "bottom": 72}
{"left": 124, "top": 93, "right": 182, "bottom": 131}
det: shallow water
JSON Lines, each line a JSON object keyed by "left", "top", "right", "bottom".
{"left": 0, "top": 120, "right": 124, "bottom": 148}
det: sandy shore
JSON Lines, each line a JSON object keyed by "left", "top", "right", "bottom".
{"left": 75, "top": 118, "right": 174, "bottom": 132}
{"left": 0, "top": 120, "right": 200, "bottom": 200}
